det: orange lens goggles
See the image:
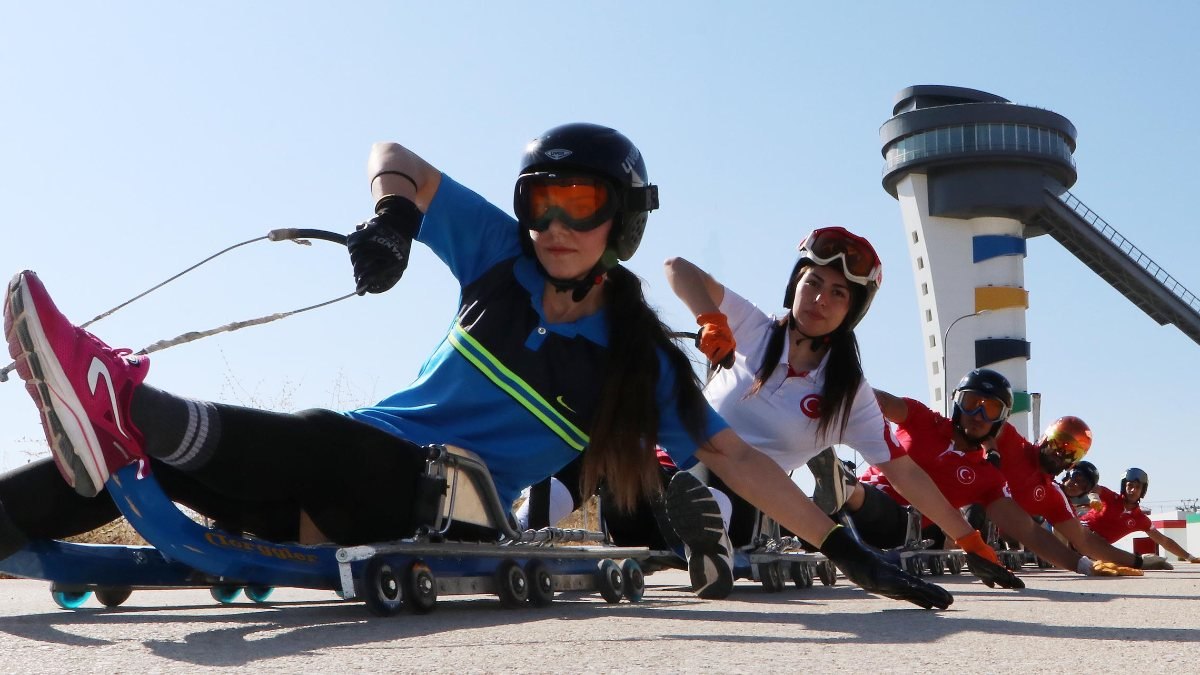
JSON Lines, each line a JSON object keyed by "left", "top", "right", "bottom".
{"left": 954, "top": 390, "right": 1008, "bottom": 422}
{"left": 516, "top": 175, "right": 616, "bottom": 232}
{"left": 801, "top": 227, "right": 882, "bottom": 285}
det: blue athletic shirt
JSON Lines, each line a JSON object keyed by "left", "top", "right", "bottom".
{"left": 344, "top": 174, "right": 726, "bottom": 506}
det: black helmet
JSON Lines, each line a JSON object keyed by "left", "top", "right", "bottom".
{"left": 1121, "top": 467, "right": 1149, "bottom": 499}
{"left": 515, "top": 122, "right": 659, "bottom": 261}
{"left": 951, "top": 368, "right": 1013, "bottom": 441}
{"left": 1064, "top": 460, "right": 1099, "bottom": 492}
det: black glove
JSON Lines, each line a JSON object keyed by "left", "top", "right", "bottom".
{"left": 347, "top": 195, "right": 422, "bottom": 295}
{"left": 965, "top": 552, "right": 1025, "bottom": 589}
{"left": 819, "top": 525, "right": 953, "bottom": 610}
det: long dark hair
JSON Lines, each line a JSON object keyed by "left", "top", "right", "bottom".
{"left": 747, "top": 264, "right": 866, "bottom": 440}
{"left": 581, "top": 265, "right": 709, "bottom": 512}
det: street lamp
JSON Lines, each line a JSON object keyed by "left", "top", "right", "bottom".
{"left": 942, "top": 310, "right": 989, "bottom": 415}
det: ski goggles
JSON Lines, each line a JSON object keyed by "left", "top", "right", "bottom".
{"left": 1040, "top": 435, "right": 1089, "bottom": 465}
{"left": 515, "top": 173, "right": 618, "bottom": 232}
{"left": 799, "top": 227, "right": 883, "bottom": 286}
{"left": 954, "top": 390, "right": 1009, "bottom": 423}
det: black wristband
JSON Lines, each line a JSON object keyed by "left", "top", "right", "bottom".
{"left": 374, "top": 170, "right": 419, "bottom": 192}
{"left": 1131, "top": 554, "right": 1143, "bottom": 569}
{"left": 373, "top": 195, "right": 423, "bottom": 239}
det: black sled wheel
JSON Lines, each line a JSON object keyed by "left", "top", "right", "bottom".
{"left": 904, "top": 556, "right": 924, "bottom": 577}
{"left": 405, "top": 561, "right": 438, "bottom": 614}
{"left": 526, "top": 560, "right": 555, "bottom": 607}
{"left": 948, "top": 554, "right": 963, "bottom": 575}
{"left": 816, "top": 560, "right": 837, "bottom": 586}
{"left": 761, "top": 561, "right": 785, "bottom": 593}
{"left": 597, "top": 559, "right": 624, "bottom": 604}
{"left": 928, "top": 555, "right": 946, "bottom": 576}
{"left": 94, "top": 586, "right": 133, "bottom": 608}
{"left": 791, "top": 562, "right": 814, "bottom": 589}
{"left": 621, "top": 559, "right": 645, "bottom": 603}
{"left": 496, "top": 559, "right": 529, "bottom": 608}
{"left": 361, "top": 557, "right": 404, "bottom": 617}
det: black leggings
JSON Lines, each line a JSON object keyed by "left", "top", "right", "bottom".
{"left": 528, "top": 456, "right": 678, "bottom": 550}
{"left": 0, "top": 406, "right": 431, "bottom": 547}
{"left": 848, "top": 484, "right": 946, "bottom": 550}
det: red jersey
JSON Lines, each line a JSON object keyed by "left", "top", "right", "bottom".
{"left": 993, "top": 423, "right": 1075, "bottom": 525}
{"left": 860, "top": 399, "right": 1009, "bottom": 521}
{"left": 1080, "top": 485, "right": 1152, "bottom": 543}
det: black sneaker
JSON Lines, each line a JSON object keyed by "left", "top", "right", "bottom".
{"left": 665, "top": 471, "right": 734, "bottom": 599}
{"left": 807, "top": 447, "right": 856, "bottom": 515}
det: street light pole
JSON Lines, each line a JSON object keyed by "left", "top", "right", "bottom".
{"left": 942, "top": 310, "right": 989, "bottom": 415}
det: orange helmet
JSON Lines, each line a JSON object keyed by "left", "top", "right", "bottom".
{"left": 1037, "top": 416, "right": 1092, "bottom": 474}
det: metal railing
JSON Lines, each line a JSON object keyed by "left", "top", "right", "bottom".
{"left": 1052, "top": 188, "right": 1200, "bottom": 315}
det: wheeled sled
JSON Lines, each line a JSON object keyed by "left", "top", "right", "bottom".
{"left": 892, "top": 506, "right": 967, "bottom": 578}
{"left": 736, "top": 511, "right": 836, "bottom": 593}
{"left": 0, "top": 444, "right": 660, "bottom": 615}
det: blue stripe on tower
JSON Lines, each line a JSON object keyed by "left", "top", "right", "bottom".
{"left": 973, "top": 235, "right": 1027, "bottom": 263}
{"left": 974, "top": 338, "right": 1031, "bottom": 368}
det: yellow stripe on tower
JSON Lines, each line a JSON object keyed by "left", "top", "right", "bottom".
{"left": 975, "top": 286, "right": 1028, "bottom": 313}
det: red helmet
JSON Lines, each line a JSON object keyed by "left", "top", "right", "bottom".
{"left": 1037, "top": 416, "right": 1092, "bottom": 475}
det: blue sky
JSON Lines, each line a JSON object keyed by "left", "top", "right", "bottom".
{"left": 3, "top": 3, "right": 1198, "bottom": 510}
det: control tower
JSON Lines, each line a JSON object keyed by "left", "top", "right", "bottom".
{"left": 880, "top": 85, "right": 1200, "bottom": 436}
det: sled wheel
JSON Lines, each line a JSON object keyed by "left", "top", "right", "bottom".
{"left": 928, "top": 555, "right": 946, "bottom": 576}
{"left": 791, "top": 562, "right": 814, "bottom": 589}
{"left": 597, "top": 559, "right": 624, "bottom": 604}
{"left": 50, "top": 584, "right": 92, "bottom": 610}
{"left": 496, "top": 559, "right": 529, "bottom": 608}
{"left": 361, "top": 557, "right": 404, "bottom": 617}
{"left": 244, "top": 585, "right": 275, "bottom": 603}
{"left": 1036, "top": 556, "right": 1052, "bottom": 569}
{"left": 904, "top": 556, "right": 923, "bottom": 577}
{"left": 94, "top": 587, "right": 133, "bottom": 608}
{"left": 526, "top": 560, "right": 555, "bottom": 607}
{"left": 405, "top": 561, "right": 438, "bottom": 614}
{"left": 761, "top": 561, "right": 785, "bottom": 593}
{"left": 948, "top": 555, "right": 963, "bottom": 575}
{"left": 816, "top": 560, "right": 837, "bottom": 586}
{"left": 621, "top": 559, "right": 645, "bottom": 603}
{"left": 210, "top": 585, "right": 243, "bottom": 604}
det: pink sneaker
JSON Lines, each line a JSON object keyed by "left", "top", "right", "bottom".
{"left": 4, "top": 271, "right": 149, "bottom": 497}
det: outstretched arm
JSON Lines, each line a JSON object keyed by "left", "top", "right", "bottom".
{"left": 986, "top": 498, "right": 1084, "bottom": 572}
{"left": 695, "top": 429, "right": 832, "bottom": 545}
{"left": 1148, "top": 528, "right": 1200, "bottom": 562}
{"left": 1054, "top": 517, "right": 1139, "bottom": 567}
{"left": 873, "top": 389, "right": 909, "bottom": 424}
{"left": 695, "top": 428, "right": 954, "bottom": 609}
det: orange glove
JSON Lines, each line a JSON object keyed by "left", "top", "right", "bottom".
{"left": 955, "top": 530, "right": 1000, "bottom": 565}
{"left": 695, "top": 312, "right": 735, "bottom": 369}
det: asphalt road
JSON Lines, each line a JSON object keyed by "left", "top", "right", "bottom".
{"left": 1, "top": 566, "right": 1197, "bottom": 673}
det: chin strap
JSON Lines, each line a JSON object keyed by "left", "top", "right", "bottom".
{"left": 539, "top": 250, "right": 619, "bottom": 303}
{"left": 788, "top": 314, "right": 834, "bottom": 352}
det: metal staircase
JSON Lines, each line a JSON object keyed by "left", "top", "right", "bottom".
{"left": 1029, "top": 178, "right": 1200, "bottom": 346}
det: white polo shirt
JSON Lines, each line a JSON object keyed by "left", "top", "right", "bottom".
{"left": 702, "top": 287, "right": 903, "bottom": 471}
